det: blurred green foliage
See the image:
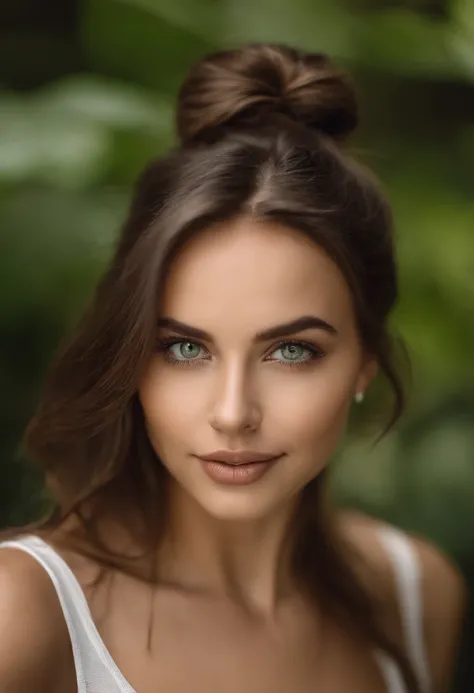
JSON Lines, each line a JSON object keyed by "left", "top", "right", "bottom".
{"left": 0, "top": 0, "right": 473, "bottom": 688}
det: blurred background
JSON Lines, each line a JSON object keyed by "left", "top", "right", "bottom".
{"left": 0, "top": 0, "right": 473, "bottom": 689}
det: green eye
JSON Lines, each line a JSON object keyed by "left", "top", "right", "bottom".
{"left": 157, "top": 337, "right": 324, "bottom": 368}
{"left": 268, "top": 341, "right": 325, "bottom": 366}
{"left": 279, "top": 344, "right": 306, "bottom": 361}
{"left": 171, "top": 341, "right": 202, "bottom": 360}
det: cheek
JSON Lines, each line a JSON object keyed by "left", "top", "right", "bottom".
{"left": 139, "top": 363, "right": 194, "bottom": 453}
{"left": 277, "top": 389, "right": 350, "bottom": 447}
{"left": 269, "top": 366, "right": 355, "bottom": 454}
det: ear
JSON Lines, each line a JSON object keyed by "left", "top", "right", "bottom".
{"left": 355, "top": 357, "right": 378, "bottom": 396}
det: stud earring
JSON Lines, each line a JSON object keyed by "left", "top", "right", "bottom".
{"left": 354, "top": 391, "right": 365, "bottom": 404}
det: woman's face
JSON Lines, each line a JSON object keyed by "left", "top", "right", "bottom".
{"left": 139, "top": 217, "right": 376, "bottom": 521}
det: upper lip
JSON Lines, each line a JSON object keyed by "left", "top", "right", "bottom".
{"left": 197, "top": 450, "right": 282, "bottom": 466}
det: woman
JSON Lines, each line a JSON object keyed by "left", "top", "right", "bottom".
{"left": 0, "top": 43, "right": 466, "bottom": 693}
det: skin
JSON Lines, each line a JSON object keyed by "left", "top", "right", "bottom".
{"left": 0, "top": 217, "right": 466, "bottom": 692}
{"left": 139, "top": 217, "right": 376, "bottom": 609}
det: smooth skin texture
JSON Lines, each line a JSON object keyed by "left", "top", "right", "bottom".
{"left": 0, "top": 218, "right": 466, "bottom": 692}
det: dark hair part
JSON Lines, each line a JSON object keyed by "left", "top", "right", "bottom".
{"left": 23, "top": 43, "right": 416, "bottom": 691}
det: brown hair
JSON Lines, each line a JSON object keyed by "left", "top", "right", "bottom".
{"left": 22, "top": 43, "right": 416, "bottom": 691}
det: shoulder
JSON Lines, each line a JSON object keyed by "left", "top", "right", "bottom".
{"left": 409, "top": 532, "right": 467, "bottom": 691}
{"left": 338, "top": 512, "right": 467, "bottom": 693}
{"left": 0, "top": 543, "right": 76, "bottom": 692}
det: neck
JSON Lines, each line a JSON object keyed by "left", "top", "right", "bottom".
{"left": 158, "top": 481, "right": 300, "bottom": 616}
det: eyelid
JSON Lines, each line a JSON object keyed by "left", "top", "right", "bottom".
{"left": 158, "top": 334, "right": 207, "bottom": 346}
{"left": 157, "top": 337, "right": 209, "bottom": 354}
{"left": 266, "top": 339, "right": 326, "bottom": 358}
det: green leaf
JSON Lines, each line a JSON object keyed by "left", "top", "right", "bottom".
{"left": 37, "top": 75, "right": 173, "bottom": 133}
{"left": 0, "top": 93, "right": 111, "bottom": 187}
{"left": 356, "top": 8, "right": 466, "bottom": 79}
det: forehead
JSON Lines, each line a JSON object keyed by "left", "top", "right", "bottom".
{"left": 161, "top": 217, "right": 355, "bottom": 335}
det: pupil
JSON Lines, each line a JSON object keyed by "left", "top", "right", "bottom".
{"left": 182, "top": 342, "right": 198, "bottom": 357}
{"left": 285, "top": 345, "right": 301, "bottom": 360}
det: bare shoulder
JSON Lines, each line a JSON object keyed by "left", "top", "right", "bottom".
{"left": 0, "top": 545, "right": 76, "bottom": 692}
{"left": 338, "top": 511, "right": 467, "bottom": 692}
{"left": 409, "top": 531, "right": 467, "bottom": 692}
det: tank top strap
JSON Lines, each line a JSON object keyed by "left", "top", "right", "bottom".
{"left": 0, "top": 535, "right": 134, "bottom": 693}
{"left": 374, "top": 649, "right": 409, "bottom": 693}
{"left": 377, "top": 525, "right": 431, "bottom": 693}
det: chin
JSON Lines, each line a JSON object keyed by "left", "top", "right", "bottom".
{"left": 191, "top": 483, "right": 297, "bottom": 523}
{"left": 201, "top": 499, "right": 281, "bottom": 523}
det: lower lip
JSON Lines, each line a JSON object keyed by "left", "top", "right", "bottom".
{"left": 198, "top": 457, "right": 280, "bottom": 486}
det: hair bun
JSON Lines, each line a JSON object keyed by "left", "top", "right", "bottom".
{"left": 177, "top": 43, "right": 359, "bottom": 145}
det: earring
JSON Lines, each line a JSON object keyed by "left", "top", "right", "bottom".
{"left": 354, "top": 391, "right": 364, "bottom": 404}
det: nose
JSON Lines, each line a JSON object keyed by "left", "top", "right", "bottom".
{"left": 209, "top": 361, "right": 262, "bottom": 436}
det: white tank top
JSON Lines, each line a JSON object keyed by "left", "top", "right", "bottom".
{"left": 0, "top": 525, "right": 430, "bottom": 693}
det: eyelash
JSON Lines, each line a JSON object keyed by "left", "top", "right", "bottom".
{"left": 155, "top": 338, "right": 326, "bottom": 369}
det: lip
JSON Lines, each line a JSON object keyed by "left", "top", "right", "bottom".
{"left": 196, "top": 450, "right": 283, "bottom": 466}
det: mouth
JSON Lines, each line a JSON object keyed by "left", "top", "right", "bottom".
{"left": 196, "top": 450, "right": 283, "bottom": 466}
{"left": 195, "top": 451, "right": 284, "bottom": 486}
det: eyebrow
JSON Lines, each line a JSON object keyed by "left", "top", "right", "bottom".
{"left": 157, "top": 315, "right": 338, "bottom": 342}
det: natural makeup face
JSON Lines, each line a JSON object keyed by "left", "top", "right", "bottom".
{"left": 139, "top": 217, "right": 376, "bottom": 522}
